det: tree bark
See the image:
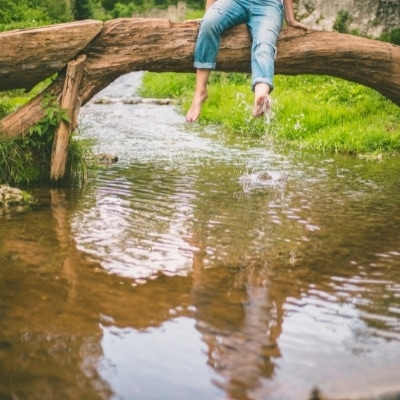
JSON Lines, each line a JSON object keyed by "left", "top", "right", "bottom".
{"left": 0, "top": 20, "right": 103, "bottom": 92}
{"left": 50, "top": 55, "right": 86, "bottom": 182}
{"left": 1, "top": 18, "right": 399, "bottom": 140}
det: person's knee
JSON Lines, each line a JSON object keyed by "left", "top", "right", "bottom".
{"left": 200, "top": 18, "right": 225, "bottom": 37}
{"left": 253, "top": 41, "right": 277, "bottom": 62}
{"left": 253, "top": 24, "right": 279, "bottom": 46}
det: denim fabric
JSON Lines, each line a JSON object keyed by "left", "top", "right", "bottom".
{"left": 194, "top": 0, "right": 284, "bottom": 91}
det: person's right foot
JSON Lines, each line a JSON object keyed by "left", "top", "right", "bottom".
{"left": 186, "top": 90, "right": 208, "bottom": 123}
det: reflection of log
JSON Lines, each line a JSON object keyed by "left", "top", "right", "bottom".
{"left": 1, "top": 18, "right": 400, "bottom": 140}
{"left": 50, "top": 55, "right": 86, "bottom": 182}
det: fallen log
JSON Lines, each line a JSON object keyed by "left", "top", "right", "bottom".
{"left": 80, "top": 18, "right": 400, "bottom": 107}
{"left": 1, "top": 18, "right": 400, "bottom": 140}
{"left": 0, "top": 20, "right": 103, "bottom": 92}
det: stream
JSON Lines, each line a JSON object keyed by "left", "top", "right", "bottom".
{"left": 1, "top": 72, "right": 400, "bottom": 400}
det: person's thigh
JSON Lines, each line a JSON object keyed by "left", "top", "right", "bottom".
{"left": 201, "top": 0, "right": 248, "bottom": 36}
{"left": 194, "top": 0, "right": 248, "bottom": 68}
{"left": 248, "top": 0, "right": 283, "bottom": 45}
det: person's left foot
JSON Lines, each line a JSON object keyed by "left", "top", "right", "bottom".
{"left": 186, "top": 90, "right": 208, "bottom": 123}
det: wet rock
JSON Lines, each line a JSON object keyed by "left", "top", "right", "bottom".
{"left": 95, "top": 153, "right": 119, "bottom": 165}
{"left": 238, "top": 170, "right": 287, "bottom": 192}
{"left": 0, "top": 185, "right": 34, "bottom": 215}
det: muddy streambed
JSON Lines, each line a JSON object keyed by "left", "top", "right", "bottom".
{"left": 1, "top": 72, "right": 400, "bottom": 400}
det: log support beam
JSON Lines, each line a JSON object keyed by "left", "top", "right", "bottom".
{"left": 50, "top": 55, "right": 86, "bottom": 182}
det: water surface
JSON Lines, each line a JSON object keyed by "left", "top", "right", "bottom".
{"left": 1, "top": 73, "right": 400, "bottom": 400}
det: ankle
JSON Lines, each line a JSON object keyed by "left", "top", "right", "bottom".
{"left": 254, "top": 83, "right": 271, "bottom": 98}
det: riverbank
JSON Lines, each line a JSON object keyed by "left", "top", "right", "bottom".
{"left": 2, "top": 72, "right": 399, "bottom": 186}
{"left": 139, "top": 72, "right": 400, "bottom": 156}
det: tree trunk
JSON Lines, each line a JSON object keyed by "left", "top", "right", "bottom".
{"left": 1, "top": 18, "right": 399, "bottom": 140}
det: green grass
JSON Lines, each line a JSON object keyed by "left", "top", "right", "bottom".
{"left": 2, "top": 70, "right": 399, "bottom": 185}
{"left": 0, "top": 130, "right": 91, "bottom": 186}
{"left": 138, "top": 72, "right": 400, "bottom": 156}
{"left": 0, "top": 90, "right": 31, "bottom": 119}
{"left": 0, "top": 79, "right": 90, "bottom": 185}
{"left": 273, "top": 75, "right": 400, "bottom": 154}
{"left": 0, "top": 77, "right": 54, "bottom": 120}
{"left": 185, "top": 9, "right": 204, "bottom": 20}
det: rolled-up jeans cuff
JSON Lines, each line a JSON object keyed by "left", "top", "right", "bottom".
{"left": 252, "top": 78, "right": 274, "bottom": 92}
{"left": 194, "top": 61, "right": 216, "bottom": 69}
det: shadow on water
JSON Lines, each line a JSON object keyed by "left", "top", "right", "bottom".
{"left": 1, "top": 73, "right": 400, "bottom": 400}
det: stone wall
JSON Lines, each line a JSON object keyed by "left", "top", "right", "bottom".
{"left": 296, "top": 0, "right": 400, "bottom": 37}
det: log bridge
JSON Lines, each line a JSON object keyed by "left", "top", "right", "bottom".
{"left": 0, "top": 18, "right": 399, "bottom": 181}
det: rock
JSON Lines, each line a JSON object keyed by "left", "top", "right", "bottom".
{"left": 297, "top": 0, "right": 400, "bottom": 38}
{"left": 95, "top": 153, "right": 119, "bottom": 165}
{"left": 238, "top": 171, "right": 287, "bottom": 192}
{"left": 0, "top": 185, "right": 34, "bottom": 215}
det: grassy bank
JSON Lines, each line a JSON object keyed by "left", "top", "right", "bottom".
{"left": 1, "top": 73, "right": 399, "bottom": 185}
{"left": 139, "top": 72, "right": 400, "bottom": 156}
{"left": 0, "top": 81, "right": 90, "bottom": 185}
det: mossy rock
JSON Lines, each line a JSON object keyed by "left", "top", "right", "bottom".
{"left": 0, "top": 185, "right": 35, "bottom": 215}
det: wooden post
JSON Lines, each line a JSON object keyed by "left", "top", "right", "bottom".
{"left": 50, "top": 54, "right": 86, "bottom": 182}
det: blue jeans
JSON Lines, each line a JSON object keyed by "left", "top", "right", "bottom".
{"left": 194, "top": 0, "right": 284, "bottom": 91}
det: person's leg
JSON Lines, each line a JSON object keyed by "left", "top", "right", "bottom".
{"left": 186, "top": 0, "right": 247, "bottom": 122}
{"left": 247, "top": 0, "right": 284, "bottom": 117}
{"left": 186, "top": 69, "right": 211, "bottom": 122}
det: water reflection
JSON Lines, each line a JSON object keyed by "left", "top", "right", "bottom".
{"left": 0, "top": 189, "right": 111, "bottom": 399}
{"left": 190, "top": 253, "right": 281, "bottom": 399}
{"left": 73, "top": 114, "right": 400, "bottom": 398}
{"left": 1, "top": 161, "right": 400, "bottom": 399}
{"left": 1, "top": 73, "right": 400, "bottom": 400}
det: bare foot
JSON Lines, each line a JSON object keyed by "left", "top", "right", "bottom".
{"left": 186, "top": 90, "right": 208, "bottom": 123}
{"left": 253, "top": 83, "right": 271, "bottom": 118}
{"left": 253, "top": 93, "right": 272, "bottom": 118}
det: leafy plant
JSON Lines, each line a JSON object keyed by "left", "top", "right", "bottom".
{"left": 73, "top": 0, "right": 93, "bottom": 20}
{"left": 0, "top": 0, "right": 54, "bottom": 31}
{"left": 111, "top": 2, "right": 140, "bottom": 17}
{"left": 333, "top": 10, "right": 352, "bottom": 33}
{"left": 28, "top": 93, "right": 71, "bottom": 140}
{"left": 389, "top": 28, "right": 400, "bottom": 45}
{"left": 0, "top": 93, "right": 91, "bottom": 185}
